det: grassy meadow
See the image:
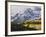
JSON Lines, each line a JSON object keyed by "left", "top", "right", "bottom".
{"left": 11, "top": 20, "right": 41, "bottom": 31}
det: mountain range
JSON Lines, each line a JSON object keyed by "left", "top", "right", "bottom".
{"left": 11, "top": 8, "right": 41, "bottom": 24}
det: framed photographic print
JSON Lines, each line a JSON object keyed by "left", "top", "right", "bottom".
{"left": 5, "top": 1, "right": 45, "bottom": 36}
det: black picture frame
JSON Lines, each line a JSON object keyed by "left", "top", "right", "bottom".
{"left": 5, "top": 1, "right": 45, "bottom": 36}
